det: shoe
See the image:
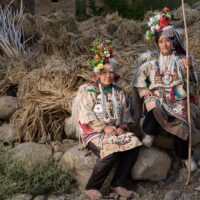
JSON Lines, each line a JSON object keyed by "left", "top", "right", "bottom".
{"left": 183, "top": 159, "right": 197, "bottom": 172}
{"left": 111, "top": 186, "right": 133, "bottom": 198}
{"left": 142, "top": 134, "right": 155, "bottom": 148}
{"left": 85, "top": 189, "right": 102, "bottom": 200}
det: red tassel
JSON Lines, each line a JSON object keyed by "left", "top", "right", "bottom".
{"left": 170, "top": 87, "right": 175, "bottom": 103}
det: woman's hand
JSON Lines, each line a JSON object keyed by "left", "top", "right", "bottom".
{"left": 184, "top": 57, "right": 192, "bottom": 68}
{"left": 104, "top": 126, "right": 116, "bottom": 135}
{"left": 144, "top": 89, "right": 152, "bottom": 99}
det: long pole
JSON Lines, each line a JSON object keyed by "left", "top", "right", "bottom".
{"left": 181, "top": 0, "right": 192, "bottom": 185}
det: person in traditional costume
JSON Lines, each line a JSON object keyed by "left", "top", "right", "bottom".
{"left": 132, "top": 8, "right": 200, "bottom": 172}
{"left": 70, "top": 40, "right": 142, "bottom": 200}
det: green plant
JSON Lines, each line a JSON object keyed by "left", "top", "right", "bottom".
{"left": 0, "top": 143, "right": 75, "bottom": 199}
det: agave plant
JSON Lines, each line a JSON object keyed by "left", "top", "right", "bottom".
{"left": 0, "top": 0, "right": 29, "bottom": 58}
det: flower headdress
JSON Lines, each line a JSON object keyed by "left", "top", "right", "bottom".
{"left": 88, "top": 39, "right": 115, "bottom": 73}
{"left": 145, "top": 8, "right": 172, "bottom": 41}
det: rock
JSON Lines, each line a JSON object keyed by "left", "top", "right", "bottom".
{"left": 33, "top": 196, "right": 46, "bottom": 200}
{"left": 0, "top": 123, "right": 17, "bottom": 142}
{"left": 63, "top": 146, "right": 171, "bottom": 190}
{"left": 63, "top": 145, "right": 116, "bottom": 192}
{"left": 178, "top": 168, "right": 187, "bottom": 182}
{"left": 135, "top": 185, "right": 147, "bottom": 196}
{"left": 63, "top": 145, "right": 97, "bottom": 190}
{"left": 0, "top": 96, "right": 19, "bottom": 120}
{"left": 10, "top": 142, "right": 52, "bottom": 164}
{"left": 51, "top": 141, "right": 61, "bottom": 152}
{"left": 180, "top": 193, "right": 191, "bottom": 200}
{"left": 194, "top": 186, "right": 200, "bottom": 191}
{"left": 78, "top": 193, "right": 90, "bottom": 200}
{"left": 47, "top": 195, "right": 66, "bottom": 200}
{"left": 7, "top": 193, "right": 32, "bottom": 200}
{"left": 61, "top": 139, "right": 79, "bottom": 152}
{"left": 164, "top": 190, "right": 180, "bottom": 200}
{"left": 132, "top": 147, "right": 171, "bottom": 181}
{"left": 53, "top": 152, "right": 63, "bottom": 162}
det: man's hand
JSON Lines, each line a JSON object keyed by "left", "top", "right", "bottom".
{"left": 184, "top": 57, "right": 192, "bottom": 68}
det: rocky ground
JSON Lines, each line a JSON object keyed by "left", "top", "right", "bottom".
{"left": 2, "top": 139, "right": 199, "bottom": 200}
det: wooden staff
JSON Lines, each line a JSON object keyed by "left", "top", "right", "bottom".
{"left": 181, "top": 0, "right": 192, "bottom": 185}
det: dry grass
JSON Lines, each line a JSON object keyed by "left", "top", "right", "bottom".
{"left": 10, "top": 57, "right": 88, "bottom": 142}
{"left": 0, "top": 4, "right": 199, "bottom": 142}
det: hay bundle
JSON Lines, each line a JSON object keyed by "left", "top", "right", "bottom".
{"left": 113, "top": 20, "right": 142, "bottom": 46}
{"left": 39, "top": 32, "right": 91, "bottom": 56}
{"left": 0, "top": 58, "right": 31, "bottom": 95}
{"left": 78, "top": 16, "right": 106, "bottom": 38}
{"left": 106, "top": 12, "right": 122, "bottom": 23}
{"left": 173, "top": 5, "right": 200, "bottom": 28}
{"left": 61, "top": 33, "right": 91, "bottom": 57}
{"left": 11, "top": 57, "right": 87, "bottom": 142}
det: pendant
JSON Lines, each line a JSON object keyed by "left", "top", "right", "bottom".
{"left": 162, "top": 71, "right": 172, "bottom": 85}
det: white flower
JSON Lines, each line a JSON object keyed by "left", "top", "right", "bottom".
{"left": 150, "top": 17, "right": 153, "bottom": 23}
{"left": 151, "top": 26, "right": 156, "bottom": 33}
{"left": 148, "top": 21, "right": 152, "bottom": 27}
{"left": 93, "top": 67, "right": 99, "bottom": 73}
{"left": 156, "top": 14, "right": 162, "bottom": 20}
{"left": 155, "top": 25, "right": 160, "bottom": 30}
{"left": 106, "top": 53, "right": 110, "bottom": 58}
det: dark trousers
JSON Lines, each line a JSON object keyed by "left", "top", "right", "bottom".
{"left": 142, "top": 110, "right": 189, "bottom": 160}
{"left": 85, "top": 142, "right": 140, "bottom": 190}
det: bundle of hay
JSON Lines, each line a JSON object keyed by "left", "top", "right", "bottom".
{"left": 10, "top": 56, "right": 88, "bottom": 142}
{"left": 113, "top": 20, "right": 142, "bottom": 46}
{"left": 172, "top": 5, "right": 200, "bottom": 28}
{"left": 0, "top": 3, "right": 199, "bottom": 144}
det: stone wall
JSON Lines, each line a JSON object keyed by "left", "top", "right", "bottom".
{"left": 33, "top": 0, "right": 75, "bottom": 15}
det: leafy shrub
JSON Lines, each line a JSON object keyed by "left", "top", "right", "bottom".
{"left": 0, "top": 143, "right": 75, "bottom": 199}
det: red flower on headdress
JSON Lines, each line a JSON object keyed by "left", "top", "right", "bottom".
{"left": 109, "top": 49, "right": 114, "bottom": 58}
{"left": 104, "top": 58, "right": 109, "bottom": 63}
{"left": 94, "top": 55, "right": 100, "bottom": 60}
{"left": 163, "top": 7, "right": 170, "bottom": 13}
{"left": 159, "top": 14, "right": 171, "bottom": 30}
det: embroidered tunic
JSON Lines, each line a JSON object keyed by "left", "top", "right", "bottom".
{"left": 133, "top": 53, "right": 199, "bottom": 140}
{"left": 78, "top": 83, "right": 142, "bottom": 158}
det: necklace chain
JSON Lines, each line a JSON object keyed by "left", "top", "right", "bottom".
{"left": 160, "top": 53, "right": 174, "bottom": 72}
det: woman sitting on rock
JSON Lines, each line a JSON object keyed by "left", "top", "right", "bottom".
{"left": 132, "top": 8, "right": 200, "bottom": 172}
{"left": 71, "top": 40, "right": 142, "bottom": 200}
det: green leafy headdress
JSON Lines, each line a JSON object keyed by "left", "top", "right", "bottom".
{"left": 88, "top": 40, "right": 119, "bottom": 74}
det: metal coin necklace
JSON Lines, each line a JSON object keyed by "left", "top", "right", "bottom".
{"left": 159, "top": 52, "right": 174, "bottom": 86}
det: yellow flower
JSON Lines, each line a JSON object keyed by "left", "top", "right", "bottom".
{"left": 98, "top": 63, "right": 104, "bottom": 70}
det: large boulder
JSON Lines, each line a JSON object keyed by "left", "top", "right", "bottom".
{"left": 0, "top": 96, "right": 19, "bottom": 120}
{"left": 132, "top": 147, "right": 171, "bottom": 181}
{"left": 0, "top": 123, "right": 17, "bottom": 142}
{"left": 63, "top": 144, "right": 97, "bottom": 190}
{"left": 10, "top": 142, "right": 52, "bottom": 164}
{"left": 63, "top": 145, "right": 171, "bottom": 190}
